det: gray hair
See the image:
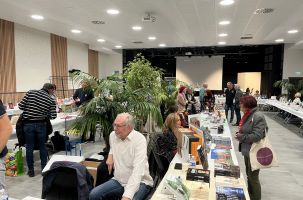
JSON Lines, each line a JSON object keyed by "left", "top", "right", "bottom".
{"left": 116, "top": 112, "right": 135, "bottom": 128}
{"left": 234, "top": 84, "right": 240, "bottom": 90}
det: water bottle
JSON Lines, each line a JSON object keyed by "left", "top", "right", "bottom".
{"left": 189, "top": 155, "right": 196, "bottom": 167}
{"left": 0, "top": 189, "right": 8, "bottom": 200}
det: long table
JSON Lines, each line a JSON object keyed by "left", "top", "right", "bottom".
{"left": 151, "top": 113, "right": 250, "bottom": 200}
{"left": 265, "top": 100, "right": 303, "bottom": 120}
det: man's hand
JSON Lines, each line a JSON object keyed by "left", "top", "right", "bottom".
{"left": 121, "top": 197, "right": 130, "bottom": 200}
{"left": 106, "top": 154, "right": 114, "bottom": 175}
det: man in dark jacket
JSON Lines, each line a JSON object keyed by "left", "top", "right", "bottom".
{"left": 19, "top": 83, "right": 57, "bottom": 177}
{"left": 224, "top": 82, "right": 236, "bottom": 123}
{"left": 73, "top": 81, "right": 94, "bottom": 107}
{"left": 233, "top": 84, "right": 243, "bottom": 126}
{"left": 0, "top": 99, "right": 12, "bottom": 189}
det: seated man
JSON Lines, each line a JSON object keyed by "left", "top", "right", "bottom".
{"left": 89, "top": 113, "right": 153, "bottom": 200}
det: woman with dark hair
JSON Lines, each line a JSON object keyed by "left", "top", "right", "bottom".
{"left": 235, "top": 96, "right": 268, "bottom": 200}
{"left": 157, "top": 113, "right": 182, "bottom": 163}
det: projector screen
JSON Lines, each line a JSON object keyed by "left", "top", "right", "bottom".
{"left": 176, "top": 56, "right": 223, "bottom": 90}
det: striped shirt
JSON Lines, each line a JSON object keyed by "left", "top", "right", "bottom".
{"left": 19, "top": 89, "right": 57, "bottom": 121}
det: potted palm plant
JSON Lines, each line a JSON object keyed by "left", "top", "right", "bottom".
{"left": 273, "top": 79, "right": 303, "bottom": 100}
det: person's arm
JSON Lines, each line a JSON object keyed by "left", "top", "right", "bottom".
{"left": 239, "top": 113, "right": 267, "bottom": 143}
{"left": 122, "top": 137, "right": 148, "bottom": 199}
{"left": 18, "top": 92, "right": 29, "bottom": 110}
{"left": 0, "top": 105, "right": 12, "bottom": 153}
{"left": 107, "top": 132, "right": 114, "bottom": 174}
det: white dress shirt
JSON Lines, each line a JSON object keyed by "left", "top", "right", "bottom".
{"left": 109, "top": 129, "right": 153, "bottom": 199}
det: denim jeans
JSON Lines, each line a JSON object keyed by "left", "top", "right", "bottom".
{"left": 89, "top": 179, "right": 151, "bottom": 200}
{"left": 0, "top": 157, "right": 5, "bottom": 189}
{"left": 24, "top": 122, "right": 47, "bottom": 170}
{"left": 225, "top": 104, "right": 234, "bottom": 122}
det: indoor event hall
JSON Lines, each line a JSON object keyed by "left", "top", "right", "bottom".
{"left": 0, "top": 0, "right": 303, "bottom": 200}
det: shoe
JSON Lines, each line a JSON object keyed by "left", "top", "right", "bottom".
{"left": 232, "top": 123, "right": 239, "bottom": 126}
{"left": 27, "top": 169, "right": 35, "bottom": 177}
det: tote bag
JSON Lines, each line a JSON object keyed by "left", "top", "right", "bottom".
{"left": 249, "top": 136, "right": 278, "bottom": 171}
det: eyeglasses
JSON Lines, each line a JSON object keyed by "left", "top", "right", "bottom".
{"left": 113, "top": 123, "right": 127, "bottom": 128}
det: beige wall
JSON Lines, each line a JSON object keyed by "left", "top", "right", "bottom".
{"left": 237, "top": 72, "right": 261, "bottom": 92}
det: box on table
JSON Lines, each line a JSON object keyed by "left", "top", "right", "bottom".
{"left": 81, "top": 160, "right": 101, "bottom": 187}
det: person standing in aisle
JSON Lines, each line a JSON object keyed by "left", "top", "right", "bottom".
{"left": 0, "top": 99, "right": 12, "bottom": 189}
{"left": 233, "top": 84, "right": 243, "bottom": 126}
{"left": 235, "top": 96, "right": 267, "bottom": 200}
{"left": 19, "top": 83, "right": 57, "bottom": 177}
{"left": 199, "top": 83, "right": 208, "bottom": 111}
{"left": 224, "top": 82, "right": 236, "bottom": 123}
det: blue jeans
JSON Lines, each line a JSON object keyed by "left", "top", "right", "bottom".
{"left": 89, "top": 179, "right": 151, "bottom": 200}
{"left": 24, "top": 122, "right": 47, "bottom": 170}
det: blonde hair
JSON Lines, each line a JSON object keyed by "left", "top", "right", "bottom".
{"left": 295, "top": 92, "right": 301, "bottom": 98}
{"left": 163, "top": 113, "right": 182, "bottom": 147}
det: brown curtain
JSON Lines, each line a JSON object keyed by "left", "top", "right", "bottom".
{"left": 88, "top": 49, "right": 99, "bottom": 78}
{"left": 0, "top": 19, "right": 16, "bottom": 98}
{"left": 50, "top": 34, "right": 68, "bottom": 98}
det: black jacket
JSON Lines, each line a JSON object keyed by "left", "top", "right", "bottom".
{"left": 225, "top": 88, "right": 236, "bottom": 105}
{"left": 42, "top": 161, "right": 93, "bottom": 200}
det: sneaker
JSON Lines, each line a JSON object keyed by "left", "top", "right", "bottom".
{"left": 27, "top": 169, "right": 35, "bottom": 177}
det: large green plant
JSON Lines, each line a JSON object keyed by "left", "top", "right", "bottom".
{"left": 273, "top": 79, "right": 303, "bottom": 98}
{"left": 70, "top": 55, "right": 164, "bottom": 150}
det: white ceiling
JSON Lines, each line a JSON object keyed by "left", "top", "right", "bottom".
{"left": 1, "top": 0, "right": 303, "bottom": 53}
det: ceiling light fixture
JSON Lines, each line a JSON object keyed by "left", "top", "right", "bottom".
{"left": 218, "top": 33, "right": 228, "bottom": 37}
{"left": 132, "top": 26, "right": 142, "bottom": 31}
{"left": 288, "top": 29, "right": 298, "bottom": 34}
{"left": 31, "top": 14, "right": 44, "bottom": 20}
{"left": 115, "top": 45, "right": 122, "bottom": 48}
{"left": 159, "top": 43, "right": 166, "bottom": 47}
{"left": 148, "top": 36, "right": 157, "bottom": 40}
{"left": 71, "top": 29, "right": 81, "bottom": 33}
{"left": 219, "top": 0, "right": 235, "bottom": 6}
{"left": 275, "top": 38, "right": 284, "bottom": 43}
{"left": 219, "top": 20, "right": 230, "bottom": 25}
{"left": 107, "top": 9, "right": 119, "bottom": 15}
{"left": 218, "top": 41, "right": 226, "bottom": 45}
{"left": 97, "top": 39, "right": 105, "bottom": 42}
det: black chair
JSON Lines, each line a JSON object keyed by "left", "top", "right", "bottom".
{"left": 43, "top": 167, "right": 78, "bottom": 200}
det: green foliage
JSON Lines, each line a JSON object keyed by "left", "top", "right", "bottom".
{"left": 273, "top": 79, "right": 303, "bottom": 97}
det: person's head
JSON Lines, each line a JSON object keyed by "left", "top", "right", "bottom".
{"left": 179, "top": 86, "right": 186, "bottom": 94}
{"left": 203, "top": 83, "right": 208, "bottom": 89}
{"left": 113, "top": 113, "right": 135, "bottom": 139}
{"left": 295, "top": 92, "right": 301, "bottom": 98}
{"left": 234, "top": 84, "right": 240, "bottom": 90}
{"left": 165, "top": 113, "right": 181, "bottom": 130}
{"left": 187, "top": 88, "right": 193, "bottom": 94}
{"left": 240, "top": 96, "right": 257, "bottom": 112}
{"left": 42, "top": 83, "right": 56, "bottom": 95}
{"left": 246, "top": 88, "right": 250, "bottom": 93}
{"left": 227, "top": 82, "right": 233, "bottom": 89}
{"left": 255, "top": 90, "right": 260, "bottom": 94}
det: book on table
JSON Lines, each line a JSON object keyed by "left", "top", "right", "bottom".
{"left": 197, "top": 145, "right": 209, "bottom": 170}
{"left": 214, "top": 163, "right": 240, "bottom": 178}
{"left": 186, "top": 168, "right": 210, "bottom": 183}
{"left": 216, "top": 186, "right": 246, "bottom": 200}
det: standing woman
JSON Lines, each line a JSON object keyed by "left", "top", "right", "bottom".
{"left": 235, "top": 96, "right": 268, "bottom": 200}
{"left": 177, "top": 86, "right": 187, "bottom": 113}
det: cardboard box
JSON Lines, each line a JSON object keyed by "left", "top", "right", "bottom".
{"left": 81, "top": 160, "right": 101, "bottom": 187}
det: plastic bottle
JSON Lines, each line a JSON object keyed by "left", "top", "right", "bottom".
{"left": 0, "top": 189, "right": 8, "bottom": 200}
{"left": 189, "top": 155, "right": 196, "bottom": 167}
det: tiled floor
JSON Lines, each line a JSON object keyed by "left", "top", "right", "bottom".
{"left": 5, "top": 111, "right": 303, "bottom": 199}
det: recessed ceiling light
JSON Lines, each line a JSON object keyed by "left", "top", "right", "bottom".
{"left": 71, "top": 29, "right": 81, "bottom": 33}
{"left": 148, "top": 36, "right": 157, "bottom": 40}
{"left": 218, "top": 33, "right": 228, "bottom": 37}
{"left": 159, "top": 43, "right": 166, "bottom": 47}
{"left": 107, "top": 9, "right": 119, "bottom": 15}
{"left": 97, "top": 39, "right": 105, "bottom": 42}
{"left": 220, "top": 0, "right": 235, "bottom": 6}
{"left": 275, "top": 39, "right": 284, "bottom": 43}
{"left": 219, "top": 20, "right": 230, "bottom": 25}
{"left": 288, "top": 29, "right": 298, "bottom": 34}
{"left": 218, "top": 41, "right": 226, "bottom": 45}
{"left": 132, "top": 26, "right": 142, "bottom": 31}
{"left": 31, "top": 14, "right": 44, "bottom": 20}
{"left": 115, "top": 45, "right": 122, "bottom": 48}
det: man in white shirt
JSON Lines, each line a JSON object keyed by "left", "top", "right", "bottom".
{"left": 89, "top": 113, "right": 153, "bottom": 200}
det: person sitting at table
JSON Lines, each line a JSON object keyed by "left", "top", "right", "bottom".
{"left": 157, "top": 113, "right": 182, "bottom": 164}
{"left": 73, "top": 80, "right": 94, "bottom": 107}
{"left": 89, "top": 113, "right": 153, "bottom": 200}
{"left": 253, "top": 90, "right": 261, "bottom": 99}
{"left": 292, "top": 92, "right": 302, "bottom": 105}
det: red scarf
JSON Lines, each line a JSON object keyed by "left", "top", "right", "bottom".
{"left": 239, "top": 109, "right": 251, "bottom": 131}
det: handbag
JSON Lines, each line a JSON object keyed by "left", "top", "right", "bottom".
{"left": 249, "top": 135, "right": 278, "bottom": 171}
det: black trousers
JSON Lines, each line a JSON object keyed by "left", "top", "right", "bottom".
{"left": 244, "top": 156, "right": 261, "bottom": 200}
{"left": 234, "top": 106, "right": 241, "bottom": 124}
{"left": 224, "top": 104, "right": 234, "bottom": 122}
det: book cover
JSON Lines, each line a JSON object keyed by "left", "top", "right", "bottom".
{"left": 186, "top": 168, "right": 210, "bottom": 183}
{"left": 216, "top": 186, "right": 246, "bottom": 200}
{"left": 214, "top": 163, "right": 240, "bottom": 178}
{"left": 197, "top": 145, "right": 209, "bottom": 170}
{"left": 211, "top": 149, "right": 231, "bottom": 160}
